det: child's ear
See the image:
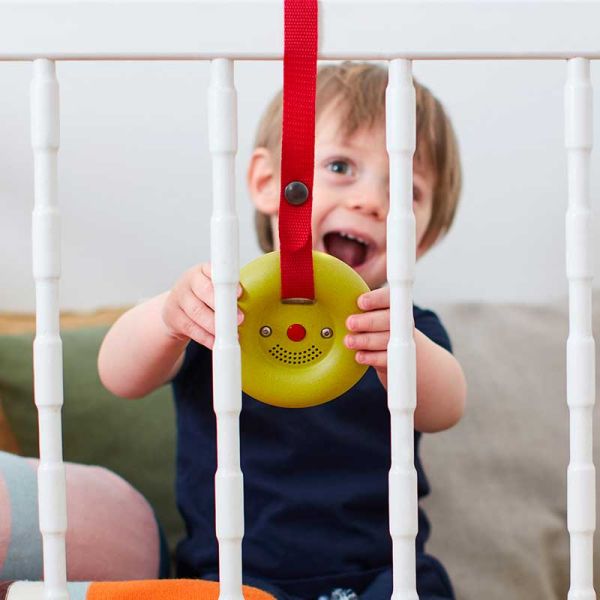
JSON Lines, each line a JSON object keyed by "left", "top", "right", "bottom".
{"left": 247, "top": 147, "right": 280, "bottom": 215}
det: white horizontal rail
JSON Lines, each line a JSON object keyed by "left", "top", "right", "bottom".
{"left": 2, "top": 1, "right": 600, "bottom": 60}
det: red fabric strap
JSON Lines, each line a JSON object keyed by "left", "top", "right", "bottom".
{"left": 279, "top": 0, "right": 318, "bottom": 301}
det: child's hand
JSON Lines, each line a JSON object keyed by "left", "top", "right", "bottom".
{"left": 161, "top": 263, "right": 244, "bottom": 350}
{"left": 344, "top": 287, "right": 391, "bottom": 389}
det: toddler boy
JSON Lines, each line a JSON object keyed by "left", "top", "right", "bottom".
{"left": 99, "top": 61, "right": 467, "bottom": 599}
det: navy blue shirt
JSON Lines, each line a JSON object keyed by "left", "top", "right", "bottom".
{"left": 172, "top": 306, "right": 453, "bottom": 598}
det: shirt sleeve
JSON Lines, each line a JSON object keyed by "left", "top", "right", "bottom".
{"left": 412, "top": 305, "right": 453, "bottom": 354}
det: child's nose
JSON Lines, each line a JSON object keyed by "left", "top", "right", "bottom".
{"left": 346, "top": 183, "right": 388, "bottom": 219}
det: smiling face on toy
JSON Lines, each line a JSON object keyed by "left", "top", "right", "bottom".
{"left": 238, "top": 251, "right": 369, "bottom": 408}
{"left": 254, "top": 302, "right": 336, "bottom": 367}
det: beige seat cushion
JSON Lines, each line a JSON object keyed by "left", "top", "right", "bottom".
{"left": 422, "top": 294, "right": 600, "bottom": 600}
{"left": 2, "top": 301, "right": 597, "bottom": 592}
{"left": 0, "top": 309, "right": 127, "bottom": 336}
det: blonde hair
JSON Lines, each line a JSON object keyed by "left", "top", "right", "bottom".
{"left": 253, "top": 61, "right": 462, "bottom": 253}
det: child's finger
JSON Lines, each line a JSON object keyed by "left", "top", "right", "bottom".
{"left": 357, "top": 286, "right": 389, "bottom": 311}
{"left": 187, "top": 325, "right": 215, "bottom": 350}
{"left": 165, "top": 307, "right": 215, "bottom": 349}
{"left": 190, "top": 266, "right": 215, "bottom": 310}
{"left": 194, "top": 264, "right": 243, "bottom": 303}
{"left": 345, "top": 331, "right": 389, "bottom": 352}
{"left": 346, "top": 309, "right": 390, "bottom": 333}
{"left": 354, "top": 350, "right": 387, "bottom": 369}
{"left": 179, "top": 292, "right": 216, "bottom": 336}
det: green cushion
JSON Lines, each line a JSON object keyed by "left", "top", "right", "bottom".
{"left": 0, "top": 326, "right": 184, "bottom": 552}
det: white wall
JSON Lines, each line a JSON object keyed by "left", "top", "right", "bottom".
{"left": 1, "top": 59, "right": 599, "bottom": 311}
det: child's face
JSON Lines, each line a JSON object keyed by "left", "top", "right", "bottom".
{"left": 249, "top": 104, "right": 436, "bottom": 290}
{"left": 310, "top": 105, "right": 435, "bottom": 289}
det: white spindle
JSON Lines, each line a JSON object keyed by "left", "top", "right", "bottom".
{"left": 386, "top": 59, "right": 418, "bottom": 600}
{"left": 565, "top": 57, "right": 597, "bottom": 600}
{"left": 30, "top": 59, "right": 69, "bottom": 600}
{"left": 208, "top": 58, "right": 244, "bottom": 600}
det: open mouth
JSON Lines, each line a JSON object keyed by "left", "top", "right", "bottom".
{"left": 323, "top": 231, "right": 371, "bottom": 268}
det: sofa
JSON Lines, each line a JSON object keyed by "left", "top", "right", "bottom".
{"left": 0, "top": 295, "right": 598, "bottom": 600}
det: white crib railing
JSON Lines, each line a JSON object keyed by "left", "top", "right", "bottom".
{"left": 386, "top": 59, "right": 419, "bottom": 600}
{"left": 31, "top": 58, "right": 68, "bottom": 600}
{"left": 0, "top": 1, "right": 596, "bottom": 599}
{"left": 565, "top": 58, "right": 596, "bottom": 600}
{"left": 209, "top": 58, "right": 245, "bottom": 600}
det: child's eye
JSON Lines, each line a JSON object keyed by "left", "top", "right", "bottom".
{"left": 327, "top": 160, "right": 353, "bottom": 176}
{"left": 413, "top": 186, "right": 421, "bottom": 202}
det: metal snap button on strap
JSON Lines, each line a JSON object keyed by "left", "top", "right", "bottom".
{"left": 284, "top": 180, "right": 309, "bottom": 205}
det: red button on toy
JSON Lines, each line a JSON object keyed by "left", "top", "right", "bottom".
{"left": 287, "top": 323, "right": 306, "bottom": 342}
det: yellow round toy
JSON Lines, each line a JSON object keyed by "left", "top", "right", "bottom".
{"left": 238, "top": 250, "right": 370, "bottom": 408}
